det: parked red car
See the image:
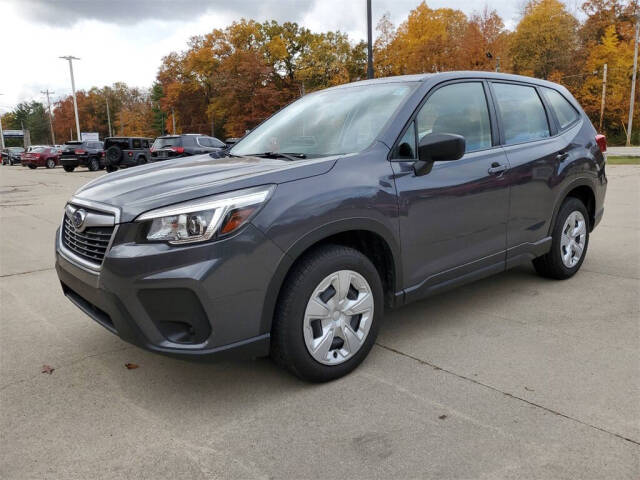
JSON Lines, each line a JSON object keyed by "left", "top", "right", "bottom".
{"left": 21, "top": 147, "right": 61, "bottom": 169}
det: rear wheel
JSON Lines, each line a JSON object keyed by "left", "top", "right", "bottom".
{"left": 533, "top": 197, "right": 589, "bottom": 279}
{"left": 28, "top": 164, "right": 37, "bottom": 169}
{"left": 271, "top": 245, "right": 383, "bottom": 382}
{"left": 63, "top": 165, "right": 75, "bottom": 172}
{"left": 45, "top": 158, "right": 56, "bottom": 169}
{"left": 105, "top": 146, "right": 122, "bottom": 167}
{"left": 106, "top": 165, "right": 117, "bottom": 173}
{"left": 88, "top": 157, "right": 99, "bottom": 171}
{"left": 137, "top": 155, "right": 147, "bottom": 165}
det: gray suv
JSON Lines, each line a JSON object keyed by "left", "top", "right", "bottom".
{"left": 55, "top": 72, "right": 607, "bottom": 382}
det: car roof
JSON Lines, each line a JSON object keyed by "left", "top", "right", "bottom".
{"left": 329, "top": 71, "right": 565, "bottom": 91}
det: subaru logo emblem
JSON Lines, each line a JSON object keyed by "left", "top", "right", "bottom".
{"left": 72, "top": 209, "right": 87, "bottom": 231}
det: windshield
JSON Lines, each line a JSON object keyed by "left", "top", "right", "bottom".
{"left": 231, "top": 82, "right": 417, "bottom": 157}
{"left": 153, "top": 137, "right": 182, "bottom": 149}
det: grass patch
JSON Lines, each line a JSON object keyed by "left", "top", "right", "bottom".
{"left": 607, "top": 156, "right": 640, "bottom": 165}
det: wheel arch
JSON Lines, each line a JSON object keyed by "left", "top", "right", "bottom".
{"left": 549, "top": 177, "right": 596, "bottom": 234}
{"left": 259, "top": 219, "right": 403, "bottom": 335}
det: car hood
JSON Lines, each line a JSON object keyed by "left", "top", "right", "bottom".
{"left": 73, "top": 153, "right": 338, "bottom": 222}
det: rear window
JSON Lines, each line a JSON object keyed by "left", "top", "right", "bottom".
{"left": 492, "top": 83, "right": 550, "bottom": 145}
{"left": 541, "top": 88, "right": 580, "bottom": 130}
{"left": 105, "top": 138, "right": 130, "bottom": 149}
{"left": 152, "top": 137, "right": 182, "bottom": 149}
{"left": 197, "top": 136, "right": 225, "bottom": 148}
{"left": 31, "top": 147, "right": 45, "bottom": 153}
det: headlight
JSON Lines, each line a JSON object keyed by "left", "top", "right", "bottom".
{"left": 135, "top": 185, "right": 275, "bottom": 245}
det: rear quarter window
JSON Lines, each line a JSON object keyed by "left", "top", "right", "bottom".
{"left": 541, "top": 88, "right": 580, "bottom": 130}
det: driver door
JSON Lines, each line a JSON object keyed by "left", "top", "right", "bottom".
{"left": 390, "top": 81, "right": 510, "bottom": 301}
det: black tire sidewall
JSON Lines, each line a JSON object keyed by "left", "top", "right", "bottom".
{"left": 46, "top": 159, "right": 55, "bottom": 169}
{"left": 548, "top": 198, "right": 590, "bottom": 278}
{"left": 63, "top": 165, "right": 75, "bottom": 172}
{"left": 88, "top": 158, "right": 99, "bottom": 171}
{"left": 273, "top": 245, "right": 384, "bottom": 382}
{"left": 105, "top": 146, "right": 122, "bottom": 165}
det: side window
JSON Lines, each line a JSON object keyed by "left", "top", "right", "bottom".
{"left": 392, "top": 122, "right": 416, "bottom": 159}
{"left": 541, "top": 87, "right": 580, "bottom": 130}
{"left": 492, "top": 83, "right": 550, "bottom": 145}
{"left": 141, "top": 139, "right": 149, "bottom": 148}
{"left": 132, "top": 139, "right": 142, "bottom": 149}
{"left": 416, "top": 82, "right": 492, "bottom": 153}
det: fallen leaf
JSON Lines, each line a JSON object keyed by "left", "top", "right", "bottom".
{"left": 41, "top": 365, "right": 55, "bottom": 375}
{"left": 124, "top": 363, "right": 139, "bottom": 370}
{"left": 438, "top": 414, "right": 447, "bottom": 420}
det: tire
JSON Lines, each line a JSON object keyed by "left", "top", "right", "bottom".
{"left": 63, "top": 165, "right": 75, "bottom": 172}
{"left": 105, "top": 146, "right": 122, "bottom": 166}
{"left": 106, "top": 165, "right": 118, "bottom": 173}
{"left": 9, "top": 158, "right": 13, "bottom": 166}
{"left": 88, "top": 157, "right": 99, "bottom": 171}
{"left": 28, "top": 164, "right": 37, "bottom": 169}
{"left": 533, "top": 197, "right": 589, "bottom": 280}
{"left": 271, "top": 245, "right": 383, "bottom": 382}
{"left": 137, "top": 155, "right": 147, "bottom": 166}
{"left": 45, "top": 158, "right": 56, "bottom": 169}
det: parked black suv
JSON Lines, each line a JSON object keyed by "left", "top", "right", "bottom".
{"left": 55, "top": 72, "right": 607, "bottom": 382}
{"left": 151, "top": 134, "right": 226, "bottom": 160}
{"left": 102, "top": 137, "right": 153, "bottom": 172}
{"left": 1, "top": 147, "right": 24, "bottom": 165}
{"left": 60, "top": 140, "right": 104, "bottom": 172}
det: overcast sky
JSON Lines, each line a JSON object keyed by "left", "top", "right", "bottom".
{"left": 0, "top": 0, "right": 581, "bottom": 111}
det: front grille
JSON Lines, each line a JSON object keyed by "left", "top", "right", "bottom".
{"left": 62, "top": 215, "right": 114, "bottom": 266}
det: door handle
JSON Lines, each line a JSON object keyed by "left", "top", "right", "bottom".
{"left": 488, "top": 163, "right": 507, "bottom": 175}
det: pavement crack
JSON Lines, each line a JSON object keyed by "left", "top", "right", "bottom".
{"left": 375, "top": 342, "right": 640, "bottom": 447}
{"left": 0, "top": 267, "right": 54, "bottom": 278}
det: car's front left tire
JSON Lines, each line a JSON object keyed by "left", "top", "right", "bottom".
{"left": 271, "top": 245, "right": 383, "bottom": 382}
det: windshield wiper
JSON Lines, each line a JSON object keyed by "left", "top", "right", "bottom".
{"left": 248, "top": 152, "right": 307, "bottom": 161}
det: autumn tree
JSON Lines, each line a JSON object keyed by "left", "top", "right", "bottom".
{"left": 510, "top": 0, "right": 579, "bottom": 79}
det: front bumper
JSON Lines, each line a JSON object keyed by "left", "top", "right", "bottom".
{"left": 55, "top": 221, "right": 284, "bottom": 361}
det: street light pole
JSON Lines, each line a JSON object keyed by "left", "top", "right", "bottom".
{"left": 105, "top": 97, "right": 113, "bottom": 137}
{"left": 367, "top": 0, "right": 374, "bottom": 79}
{"left": 59, "top": 56, "right": 81, "bottom": 141}
{"left": 41, "top": 89, "right": 55, "bottom": 145}
{"left": 626, "top": 17, "right": 639, "bottom": 146}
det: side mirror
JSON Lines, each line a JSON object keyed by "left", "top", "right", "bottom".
{"left": 414, "top": 133, "right": 465, "bottom": 176}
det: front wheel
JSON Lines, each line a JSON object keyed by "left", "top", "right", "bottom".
{"left": 271, "top": 245, "right": 383, "bottom": 382}
{"left": 63, "top": 165, "right": 75, "bottom": 172}
{"left": 45, "top": 158, "right": 56, "bottom": 169}
{"left": 533, "top": 197, "right": 589, "bottom": 279}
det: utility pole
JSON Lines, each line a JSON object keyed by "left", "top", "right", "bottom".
{"left": 41, "top": 89, "right": 56, "bottom": 145}
{"left": 366, "top": 0, "right": 374, "bottom": 79}
{"left": 105, "top": 97, "right": 113, "bottom": 137}
{"left": 626, "top": 17, "right": 639, "bottom": 146}
{"left": 172, "top": 108, "right": 176, "bottom": 135}
{"left": 59, "top": 56, "right": 81, "bottom": 140}
{"left": 496, "top": 56, "right": 500, "bottom": 73}
{"left": 0, "top": 93, "right": 5, "bottom": 150}
{"left": 599, "top": 63, "right": 608, "bottom": 132}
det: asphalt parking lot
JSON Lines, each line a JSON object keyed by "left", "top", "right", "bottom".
{"left": 1, "top": 164, "right": 638, "bottom": 479}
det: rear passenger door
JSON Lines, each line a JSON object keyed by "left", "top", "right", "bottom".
{"left": 490, "top": 82, "right": 576, "bottom": 265}
{"left": 391, "top": 81, "right": 510, "bottom": 299}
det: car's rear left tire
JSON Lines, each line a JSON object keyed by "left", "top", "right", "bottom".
{"left": 45, "top": 158, "right": 56, "bottom": 169}
{"left": 88, "top": 157, "right": 99, "bottom": 171}
{"left": 28, "top": 164, "right": 37, "bottom": 169}
{"left": 63, "top": 165, "right": 75, "bottom": 172}
{"left": 533, "top": 197, "right": 589, "bottom": 279}
{"left": 271, "top": 245, "right": 383, "bottom": 382}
